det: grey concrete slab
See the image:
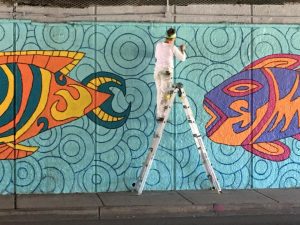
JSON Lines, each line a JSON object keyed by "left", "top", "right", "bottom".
{"left": 256, "top": 188, "right": 300, "bottom": 204}
{"left": 0, "top": 5, "right": 12, "bottom": 19}
{"left": 11, "top": 3, "right": 300, "bottom": 23}
{"left": 0, "top": 195, "right": 14, "bottom": 209}
{"left": 253, "top": 4, "right": 300, "bottom": 24}
{"left": 94, "top": 14, "right": 173, "bottom": 22}
{"left": 96, "top": 5, "right": 175, "bottom": 22}
{"left": 253, "top": 17, "right": 300, "bottom": 24}
{"left": 175, "top": 15, "right": 252, "bottom": 23}
{"left": 99, "top": 191, "right": 192, "bottom": 206}
{"left": 16, "top": 5, "right": 96, "bottom": 15}
{"left": 253, "top": 4, "right": 300, "bottom": 17}
{"left": 15, "top": 5, "right": 176, "bottom": 22}
{"left": 178, "top": 189, "right": 276, "bottom": 205}
{"left": 175, "top": 4, "right": 251, "bottom": 23}
{"left": 17, "top": 193, "right": 102, "bottom": 209}
{"left": 15, "top": 5, "right": 96, "bottom": 22}
{"left": 175, "top": 4, "right": 251, "bottom": 15}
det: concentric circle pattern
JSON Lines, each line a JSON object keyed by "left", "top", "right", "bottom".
{"left": 2, "top": 22, "right": 300, "bottom": 194}
{"left": 105, "top": 26, "right": 153, "bottom": 76}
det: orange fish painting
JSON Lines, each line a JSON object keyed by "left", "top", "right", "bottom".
{"left": 0, "top": 51, "right": 131, "bottom": 160}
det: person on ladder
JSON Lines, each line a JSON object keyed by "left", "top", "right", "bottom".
{"left": 154, "top": 28, "right": 187, "bottom": 122}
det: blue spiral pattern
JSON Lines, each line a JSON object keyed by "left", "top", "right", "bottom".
{"left": 0, "top": 23, "right": 14, "bottom": 51}
{"left": 0, "top": 161, "right": 13, "bottom": 194}
{"left": 2, "top": 22, "right": 300, "bottom": 194}
{"left": 35, "top": 24, "right": 84, "bottom": 50}
{"left": 105, "top": 26, "right": 153, "bottom": 76}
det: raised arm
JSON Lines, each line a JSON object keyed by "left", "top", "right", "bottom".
{"left": 173, "top": 45, "right": 186, "bottom": 62}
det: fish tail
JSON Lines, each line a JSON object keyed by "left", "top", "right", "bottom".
{"left": 82, "top": 72, "right": 131, "bottom": 129}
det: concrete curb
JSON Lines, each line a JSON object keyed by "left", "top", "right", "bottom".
{"left": 100, "top": 203, "right": 300, "bottom": 219}
{"left": 1, "top": 203, "right": 300, "bottom": 221}
{"left": 0, "top": 208, "right": 99, "bottom": 222}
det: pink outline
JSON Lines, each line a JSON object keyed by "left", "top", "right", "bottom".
{"left": 244, "top": 54, "right": 300, "bottom": 71}
{"left": 223, "top": 79, "right": 263, "bottom": 97}
{"left": 242, "top": 141, "right": 290, "bottom": 161}
{"left": 242, "top": 68, "right": 276, "bottom": 146}
{"left": 204, "top": 98, "right": 228, "bottom": 137}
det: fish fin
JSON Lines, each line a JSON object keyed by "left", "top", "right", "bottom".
{"left": 293, "top": 134, "right": 300, "bottom": 141}
{"left": 242, "top": 141, "right": 290, "bottom": 161}
{"left": 0, "top": 51, "right": 84, "bottom": 75}
{"left": 244, "top": 54, "right": 300, "bottom": 70}
{"left": 0, "top": 143, "right": 39, "bottom": 160}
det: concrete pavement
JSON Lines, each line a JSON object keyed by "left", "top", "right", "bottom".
{"left": 1, "top": 188, "right": 300, "bottom": 222}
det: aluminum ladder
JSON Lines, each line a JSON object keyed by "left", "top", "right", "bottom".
{"left": 132, "top": 83, "right": 222, "bottom": 195}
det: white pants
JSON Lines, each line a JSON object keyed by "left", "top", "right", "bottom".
{"left": 154, "top": 69, "right": 173, "bottom": 118}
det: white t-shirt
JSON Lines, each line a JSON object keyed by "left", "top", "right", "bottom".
{"left": 154, "top": 42, "right": 186, "bottom": 73}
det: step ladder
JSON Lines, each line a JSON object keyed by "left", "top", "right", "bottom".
{"left": 132, "top": 83, "right": 222, "bottom": 195}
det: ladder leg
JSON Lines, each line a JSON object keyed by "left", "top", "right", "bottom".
{"left": 178, "top": 86, "right": 222, "bottom": 193}
{"left": 133, "top": 88, "right": 179, "bottom": 195}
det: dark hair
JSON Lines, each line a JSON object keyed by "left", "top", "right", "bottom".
{"left": 166, "top": 28, "right": 176, "bottom": 38}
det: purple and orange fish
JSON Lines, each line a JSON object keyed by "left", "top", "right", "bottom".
{"left": 204, "top": 54, "right": 300, "bottom": 161}
{"left": 0, "top": 51, "right": 131, "bottom": 160}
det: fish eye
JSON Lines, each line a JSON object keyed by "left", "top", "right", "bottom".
{"left": 223, "top": 79, "right": 262, "bottom": 97}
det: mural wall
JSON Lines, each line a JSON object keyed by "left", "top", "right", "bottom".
{"left": 1, "top": 21, "right": 300, "bottom": 194}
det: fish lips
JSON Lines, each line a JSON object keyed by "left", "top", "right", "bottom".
{"left": 203, "top": 97, "right": 228, "bottom": 137}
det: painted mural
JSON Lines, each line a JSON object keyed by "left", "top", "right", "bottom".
{"left": 1, "top": 22, "right": 300, "bottom": 194}
{"left": 0, "top": 51, "right": 131, "bottom": 160}
{"left": 204, "top": 54, "right": 300, "bottom": 162}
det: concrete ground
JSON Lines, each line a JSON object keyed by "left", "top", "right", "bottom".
{"left": 1, "top": 188, "right": 300, "bottom": 222}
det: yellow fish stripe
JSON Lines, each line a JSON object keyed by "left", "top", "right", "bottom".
{"left": 87, "top": 82, "right": 97, "bottom": 90}
{"left": 68, "top": 52, "right": 76, "bottom": 58}
{"left": 0, "top": 51, "right": 85, "bottom": 77}
{"left": 88, "top": 77, "right": 122, "bottom": 88}
{"left": 0, "top": 50, "right": 83, "bottom": 58}
{"left": 0, "top": 65, "right": 14, "bottom": 117}
{"left": 74, "top": 52, "right": 84, "bottom": 60}
{"left": 15, "top": 68, "right": 51, "bottom": 140}
{"left": 103, "top": 113, "right": 108, "bottom": 121}
{"left": 93, "top": 108, "right": 123, "bottom": 121}
{"left": 7, "top": 143, "right": 38, "bottom": 153}
{"left": 60, "top": 67, "right": 70, "bottom": 75}
{"left": 59, "top": 51, "right": 68, "bottom": 57}
{"left": 104, "top": 77, "right": 112, "bottom": 82}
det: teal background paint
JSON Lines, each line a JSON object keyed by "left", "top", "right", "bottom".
{"left": 1, "top": 21, "right": 300, "bottom": 194}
